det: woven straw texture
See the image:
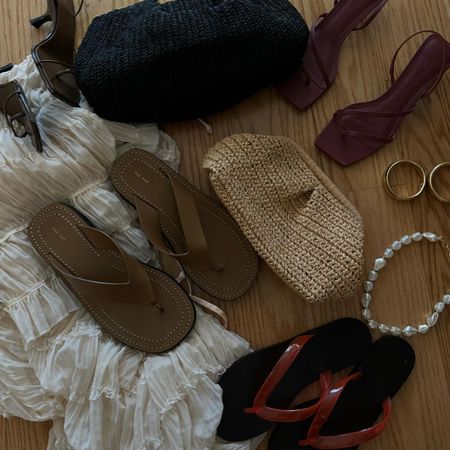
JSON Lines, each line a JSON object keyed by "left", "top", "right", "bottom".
{"left": 74, "top": 0, "right": 309, "bottom": 123}
{"left": 204, "top": 134, "right": 365, "bottom": 303}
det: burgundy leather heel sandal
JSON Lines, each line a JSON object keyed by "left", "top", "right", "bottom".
{"left": 30, "top": 0, "right": 84, "bottom": 106}
{"left": 316, "top": 31, "right": 450, "bottom": 166}
{"left": 278, "top": 0, "right": 388, "bottom": 110}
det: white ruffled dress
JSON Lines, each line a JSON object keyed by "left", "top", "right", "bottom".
{"left": 0, "top": 57, "right": 262, "bottom": 450}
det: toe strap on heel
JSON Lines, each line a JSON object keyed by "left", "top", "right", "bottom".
{"left": 244, "top": 335, "right": 332, "bottom": 423}
{"left": 333, "top": 107, "right": 415, "bottom": 147}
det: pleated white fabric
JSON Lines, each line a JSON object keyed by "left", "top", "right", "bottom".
{"left": 0, "top": 57, "right": 263, "bottom": 450}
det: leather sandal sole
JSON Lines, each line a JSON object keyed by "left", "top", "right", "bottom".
{"left": 111, "top": 149, "right": 259, "bottom": 301}
{"left": 28, "top": 203, "right": 196, "bottom": 353}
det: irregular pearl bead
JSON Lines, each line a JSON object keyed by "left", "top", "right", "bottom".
{"left": 400, "top": 235, "right": 412, "bottom": 245}
{"left": 362, "top": 231, "right": 446, "bottom": 338}
{"left": 411, "top": 232, "right": 423, "bottom": 241}
{"left": 423, "top": 232, "right": 439, "bottom": 242}
{"left": 368, "top": 270, "right": 379, "bottom": 281}
{"left": 427, "top": 312, "right": 439, "bottom": 327}
{"left": 402, "top": 326, "right": 418, "bottom": 337}
{"left": 361, "top": 293, "right": 371, "bottom": 307}
{"left": 374, "top": 258, "right": 386, "bottom": 271}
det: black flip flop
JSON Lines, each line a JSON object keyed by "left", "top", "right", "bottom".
{"left": 218, "top": 318, "right": 372, "bottom": 442}
{"left": 269, "top": 336, "right": 415, "bottom": 449}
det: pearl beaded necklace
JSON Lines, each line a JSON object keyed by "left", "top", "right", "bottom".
{"left": 361, "top": 232, "right": 450, "bottom": 337}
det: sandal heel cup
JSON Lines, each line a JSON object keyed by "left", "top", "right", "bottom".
{"left": 30, "top": 13, "right": 52, "bottom": 28}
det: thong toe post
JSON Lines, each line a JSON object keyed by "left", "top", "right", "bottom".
{"left": 218, "top": 318, "right": 372, "bottom": 442}
{"left": 111, "top": 149, "right": 259, "bottom": 301}
{"left": 269, "top": 336, "right": 415, "bottom": 449}
{"left": 28, "top": 203, "right": 196, "bottom": 353}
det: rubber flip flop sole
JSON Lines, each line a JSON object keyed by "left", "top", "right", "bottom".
{"left": 218, "top": 318, "right": 371, "bottom": 441}
{"left": 269, "top": 336, "right": 415, "bottom": 449}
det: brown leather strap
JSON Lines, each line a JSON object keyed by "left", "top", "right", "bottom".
{"left": 35, "top": 59, "right": 75, "bottom": 83}
{"left": 0, "top": 79, "right": 42, "bottom": 151}
{"left": 48, "top": 225, "right": 162, "bottom": 309}
{"left": 169, "top": 175, "right": 211, "bottom": 263}
{"left": 1, "top": 82, "right": 28, "bottom": 138}
{"left": 135, "top": 168, "right": 218, "bottom": 271}
{"left": 134, "top": 195, "right": 188, "bottom": 258}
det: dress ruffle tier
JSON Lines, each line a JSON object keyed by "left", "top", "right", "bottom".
{"left": 0, "top": 57, "right": 262, "bottom": 450}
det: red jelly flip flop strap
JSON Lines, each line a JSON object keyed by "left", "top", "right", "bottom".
{"left": 244, "top": 335, "right": 332, "bottom": 423}
{"left": 299, "top": 372, "right": 392, "bottom": 449}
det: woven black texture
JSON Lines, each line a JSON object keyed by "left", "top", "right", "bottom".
{"left": 75, "top": 0, "right": 309, "bottom": 123}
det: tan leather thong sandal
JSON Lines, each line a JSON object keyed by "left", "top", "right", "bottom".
{"left": 111, "top": 149, "right": 258, "bottom": 301}
{"left": 28, "top": 203, "right": 196, "bottom": 353}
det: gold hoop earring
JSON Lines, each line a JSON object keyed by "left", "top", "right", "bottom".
{"left": 384, "top": 160, "right": 427, "bottom": 201}
{"left": 428, "top": 162, "right": 450, "bottom": 204}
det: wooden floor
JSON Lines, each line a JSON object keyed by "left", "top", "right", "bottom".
{"left": 0, "top": 0, "right": 449, "bottom": 449}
